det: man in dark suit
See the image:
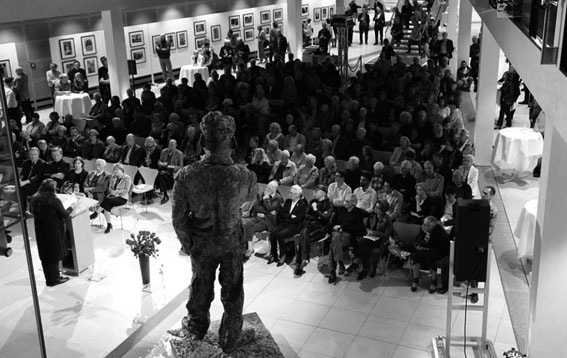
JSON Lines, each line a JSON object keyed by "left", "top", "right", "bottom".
{"left": 330, "top": 125, "right": 349, "bottom": 161}
{"left": 84, "top": 158, "right": 111, "bottom": 204}
{"left": 19, "top": 147, "right": 46, "bottom": 213}
{"left": 435, "top": 32, "right": 454, "bottom": 63}
{"left": 120, "top": 133, "right": 144, "bottom": 167}
{"left": 43, "top": 147, "right": 70, "bottom": 190}
{"left": 268, "top": 185, "right": 308, "bottom": 266}
{"left": 67, "top": 60, "right": 88, "bottom": 86}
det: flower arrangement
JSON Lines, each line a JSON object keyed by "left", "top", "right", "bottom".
{"left": 126, "top": 231, "right": 161, "bottom": 258}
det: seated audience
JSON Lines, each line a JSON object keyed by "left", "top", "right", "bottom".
{"left": 120, "top": 133, "right": 144, "bottom": 166}
{"left": 156, "top": 139, "right": 184, "bottom": 204}
{"left": 248, "top": 148, "right": 272, "bottom": 183}
{"left": 19, "top": 147, "right": 46, "bottom": 213}
{"left": 409, "top": 182, "right": 437, "bottom": 224}
{"left": 328, "top": 194, "right": 367, "bottom": 283}
{"left": 141, "top": 136, "right": 160, "bottom": 169}
{"left": 103, "top": 136, "right": 122, "bottom": 163}
{"left": 63, "top": 156, "right": 88, "bottom": 193}
{"left": 389, "top": 136, "right": 412, "bottom": 167}
{"left": 81, "top": 129, "right": 106, "bottom": 160}
{"left": 269, "top": 150, "right": 297, "bottom": 186}
{"left": 356, "top": 200, "right": 392, "bottom": 279}
{"left": 290, "top": 144, "right": 306, "bottom": 168}
{"left": 328, "top": 170, "right": 352, "bottom": 210}
{"left": 268, "top": 185, "right": 307, "bottom": 266}
{"left": 319, "top": 156, "right": 337, "bottom": 187}
{"left": 393, "top": 160, "right": 417, "bottom": 205}
{"left": 420, "top": 160, "right": 445, "bottom": 198}
{"left": 91, "top": 163, "right": 132, "bottom": 234}
{"left": 294, "top": 154, "right": 318, "bottom": 189}
{"left": 64, "top": 126, "right": 84, "bottom": 157}
{"left": 376, "top": 180, "right": 403, "bottom": 221}
{"left": 344, "top": 156, "right": 362, "bottom": 190}
{"left": 353, "top": 171, "right": 377, "bottom": 213}
{"left": 242, "top": 180, "right": 283, "bottom": 244}
{"left": 410, "top": 216, "right": 450, "bottom": 294}
{"left": 84, "top": 158, "right": 111, "bottom": 203}
{"left": 43, "top": 147, "right": 70, "bottom": 190}
{"left": 265, "top": 139, "right": 282, "bottom": 164}
{"left": 295, "top": 185, "right": 333, "bottom": 275}
{"left": 445, "top": 169, "right": 472, "bottom": 200}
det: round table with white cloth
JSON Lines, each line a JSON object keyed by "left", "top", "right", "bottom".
{"left": 179, "top": 64, "right": 209, "bottom": 82}
{"left": 491, "top": 127, "right": 544, "bottom": 172}
{"left": 54, "top": 93, "right": 92, "bottom": 119}
{"left": 515, "top": 199, "right": 538, "bottom": 259}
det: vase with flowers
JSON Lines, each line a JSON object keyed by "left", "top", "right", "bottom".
{"left": 126, "top": 231, "right": 161, "bottom": 285}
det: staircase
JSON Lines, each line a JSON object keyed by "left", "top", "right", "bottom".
{"left": 390, "top": 0, "right": 430, "bottom": 63}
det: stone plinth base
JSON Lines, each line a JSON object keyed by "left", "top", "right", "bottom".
{"left": 167, "top": 313, "right": 285, "bottom": 358}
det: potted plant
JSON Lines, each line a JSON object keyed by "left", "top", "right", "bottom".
{"left": 126, "top": 231, "right": 161, "bottom": 285}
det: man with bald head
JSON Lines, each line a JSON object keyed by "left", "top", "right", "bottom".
{"left": 119, "top": 133, "right": 144, "bottom": 166}
{"left": 172, "top": 111, "right": 257, "bottom": 353}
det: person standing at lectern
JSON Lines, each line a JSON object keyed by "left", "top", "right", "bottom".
{"left": 31, "top": 178, "right": 76, "bottom": 286}
{"left": 172, "top": 111, "right": 257, "bottom": 353}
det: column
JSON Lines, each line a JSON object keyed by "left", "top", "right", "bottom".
{"left": 457, "top": 0, "right": 472, "bottom": 66}
{"left": 527, "top": 119, "right": 567, "bottom": 357}
{"left": 287, "top": 0, "right": 303, "bottom": 61}
{"left": 446, "top": 0, "right": 460, "bottom": 74}
{"left": 473, "top": 24, "right": 499, "bottom": 166}
{"left": 101, "top": 8, "right": 130, "bottom": 100}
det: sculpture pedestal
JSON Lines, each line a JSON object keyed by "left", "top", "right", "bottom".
{"left": 167, "top": 313, "right": 285, "bottom": 358}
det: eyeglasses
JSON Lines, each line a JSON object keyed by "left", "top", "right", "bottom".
{"left": 482, "top": 191, "right": 491, "bottom": 196}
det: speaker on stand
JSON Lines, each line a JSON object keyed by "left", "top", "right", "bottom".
{"left": 127, "top": 60, "right": 137, "bottom": 94}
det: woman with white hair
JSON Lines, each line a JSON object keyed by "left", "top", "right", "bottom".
{"left": 319, "top": 155, "right": 338, "bottom": 186}
{"left": 294, "top": 154, "right": 319, "bottom": 189}
{"left": 459, "top": 154, "right": 480, "bottom": 198}
{"left": 264, "top": 122, "right": 285, "bottom": 149}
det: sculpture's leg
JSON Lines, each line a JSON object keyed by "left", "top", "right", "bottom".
{"left": 184, "top": 254, "right": 218, "bottom": 339}
{"left": 217, "top": 253, "right": 246, "bottom": 350}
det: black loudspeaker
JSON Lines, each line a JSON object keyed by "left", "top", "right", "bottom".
{"left": 454, "top": 199, "right": 490, "bottom": 282}
{"left": 127, "top": 60, "right": 137, "bottom": 75}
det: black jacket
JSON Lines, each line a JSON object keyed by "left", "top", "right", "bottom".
{"left": 277, "top": 198, "right": 308, "bottom": 226}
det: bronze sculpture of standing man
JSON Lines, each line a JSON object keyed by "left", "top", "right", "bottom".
{"left": 172, "top": 111, "right": 257, "bottom": 353}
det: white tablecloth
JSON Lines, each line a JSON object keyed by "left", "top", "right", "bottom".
{"left": 179, "top": 64, "right": 209, "bottom": 82}
{"left": 491, "top": 127, "right": 544, "bottom": 172}
{"left": 54, "top": 93, "right": 92, "bottom": 119}
{"left": 515, "top": 199, "right": 538, "bottom": 259}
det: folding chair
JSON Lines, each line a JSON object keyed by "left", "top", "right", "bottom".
{"left": 383, "top": 222, "right": 421, "bottom": 277}
{"left": 134, "top": 167, "right": 159, "bottom": 211}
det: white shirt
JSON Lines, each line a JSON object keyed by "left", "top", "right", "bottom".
{"left": 289, "top": 199, "right": 299, "bottom": 213}
{"left": 328, "top": 182, "right": 352, "bottom": 206}
{"left": 353, "top": 186, "right": 377, "bottom": 213}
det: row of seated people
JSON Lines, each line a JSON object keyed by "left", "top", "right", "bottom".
{"left": 240, "top": 171, "right": 497, "bottom": 291}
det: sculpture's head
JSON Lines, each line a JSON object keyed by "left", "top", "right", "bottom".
{"left": 200, "top": 111, "right": 236, "bottom": 153}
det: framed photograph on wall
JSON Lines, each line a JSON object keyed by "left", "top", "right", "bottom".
{"left": 84, "top": 56, "right": 98, "bottom": 76}
{"left": 177, "top": 31, "right": 188, "bottom": 48}
{"left": 195, "top": 37, "right": 206, "bottom": 49}
{"left": 152, "top": 35, "right": 161, "bottom": 53}
{"left": 243, "top": 13, "right": 254, "bottom": 27}
{"left": 211, "top": 25, "right": 222, "bottom": 42}
{"left": 273, "top": 8, "right": 283, "bottom": 22}
{"left": 329, "top": 6, "right": 335, "bottom": 17}
{"left": 165, "top": 32, "right": 176, "bottom": 50}
{"left": 313, "top": 8, "right": 321, "bottom": 22}
{"left": 302, "top": 5, "right": 309, "bottom": 17}
{"left": 0, "top": 60, "right": 11, "bottom": 78}
{"left": 81, "top": 35, "right": 97, "bottom": 56}
{"left": 322, "top": 7, "right": 328, "bottom": 20}
{"left": 260, "top": 10, "right": 271, "bottom": 24}
{"left": 193, "top": 20, "right": 206, "bottom": 37}
{"left": 59, "top": 38, "right": 76, "bottom": 59}
{"left": 128, "top": 31, "right": 144, "bottom": 48}
{"left": 131, "top": 48, "right": 146, "bottom": 64}
{"left": 62, "top": 60, "right": 76, "bottom": 73}
{"left": 229, "top": 15, "right": 240, "bottom": 30}
{"left": 244, "top": 28, "right": 254, "bottom": 42}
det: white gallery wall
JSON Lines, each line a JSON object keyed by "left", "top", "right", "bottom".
{"left": 0, "top": 43, "right": 19, "bottom": 78}
{"left": 48, "top": 30, "right": 107, "bottom": 83}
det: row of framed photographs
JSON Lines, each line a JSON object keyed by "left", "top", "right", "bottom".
{"left": 61, "top": 56, "right": 99, "bottom": 76}
{"left": 59, "top": 35, "right": 97, "bottom": 60}
{"left": 313, "top": 6, "right": 335, "bottom": 22}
